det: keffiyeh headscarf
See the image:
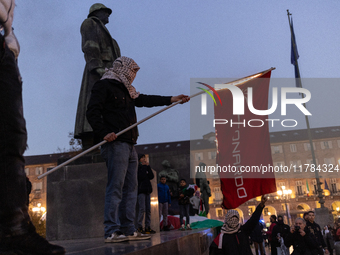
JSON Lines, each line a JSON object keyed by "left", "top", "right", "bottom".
{"left": 101, "top": 56, "right": 140, "bottom": 99}
{"left": 218, "top": 209, "right": 241, "bottom": 249}
{"left": 222, "top": 210, "right": 241, "bottom": 234}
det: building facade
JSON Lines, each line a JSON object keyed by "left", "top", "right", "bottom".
{"left": 25, "top": 126, "right": 340, "bottom": 226}
{"left": 24, "top": 153, "right": 71, "bottom": 216}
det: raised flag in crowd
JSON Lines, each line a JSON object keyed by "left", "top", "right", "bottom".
{"left": 214, "top": 70, "right": 276, "bottom": 209}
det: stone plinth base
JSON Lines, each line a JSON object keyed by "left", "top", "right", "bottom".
{"left": 46, "top": 163, "right": 159, "bottom": 240}
{"left": 314, "top": 207, "right": 333, "bottom": 228}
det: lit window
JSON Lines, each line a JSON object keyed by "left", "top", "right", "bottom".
{"left": 195, "top": 152, "right": 203, "bottom": 161}
{"left": 208, "top": 151, "right": 216, "bottom": 159}
{"left": 35, "top": 167, "right": 43, "bottom": 175}
{"left": 290, "top": 144, "right": 297, "bottom": 152}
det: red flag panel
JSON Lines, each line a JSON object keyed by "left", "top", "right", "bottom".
{"left": 215, "top": 71, "right": 276, "bottom": 209}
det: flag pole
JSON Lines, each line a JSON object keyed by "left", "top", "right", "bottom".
{"left": 38, "top": 67, "right": 275, "bottom": 180}
{"left": 287, "top": 10, "right": 324, "bottom": 207}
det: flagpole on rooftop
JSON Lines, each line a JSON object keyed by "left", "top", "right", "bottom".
{"left": 287, "top": 10, "right": 325, "bottom": 208}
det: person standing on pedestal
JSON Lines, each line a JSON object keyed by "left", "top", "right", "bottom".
{"left": 137, "top": 154, "right": 156, "bottom": 234}
{"left": 158, "top": 176, "right": 171, "bottom": 231}
{"left": 86, "top": 56, "right": 189, "bottom": 242}
{"left": 200, "top": 179, "right": 211, "bottom": 216}
{"left": 75, "top": 3, "right": 121, "bottom": 149}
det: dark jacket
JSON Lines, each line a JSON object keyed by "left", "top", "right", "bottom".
{"left": 306, "top": 221, "right": 327, "bottom": 249}
{"left": 178, "top": 184, "right": 195, "bottom": 205}
{"left": 267, "top": 221, "right": 277, "bottom": 242}
{"left": 75, "top": 16, "right": 121, "bottom": 138}
{"left": 86, "top": 79, "right": 172, "bottom": 143}
{"left": 322, "top": 229, "right": 335, "bottom": 250}
{"left": 272, "top": 221, "right": 290, "bottom": 247}
{"left": 250, "top": 221, "right": 264, "bottom": 243}
{"left": 284, "top": 227, "right": 319, "bottom": 255}
{"left": 157, "top": 183, "right": 171, "bottom": 204}
{"left": 138, "top": 164, "right": 154, "bottom": 195}
{"left": 209, "top": 204, "right": 264, "bottom": 255}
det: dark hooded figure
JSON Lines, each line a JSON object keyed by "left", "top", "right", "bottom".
{"left": 272, "top": 216, "right": 290, "bottom": 248}
{"left": 209, "top": 195, "right": 267, "bottom": 255}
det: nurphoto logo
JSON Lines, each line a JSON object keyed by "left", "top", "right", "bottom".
{"left": 199, "top": 83, "right": 312, "bottom": 128}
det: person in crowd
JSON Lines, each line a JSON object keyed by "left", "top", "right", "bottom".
{"left": 86, "top": 56, "right": 189, "bottom": 242}
{"left": 250, "top": 220, "right": 265, "bottom": 255}
{"left": 322, "top": 225, "right": 334, "bottom": 255}
{"left": 209, "top": 195, "right": 268, "bottom": 255}
{"left": 190, "top": 190, "right": 201, "bottom": 215}
{"left": 303, "top": 212, "right": 309, "bottom": 223}
{"left": 306, "top": 211, "right": 329, "bottom": 254}
{"left": 271, "top": 215, "right": 290, "bottom": 254}
{"left": 158, "top": 176, "right": 171, "bottom": 231}
{"left": 137, "top": 154, "right": 156, "bottom": 234}
{"left": 284, "top": 217, "right": 320, "bottom": 255}
{"left": 334, "top": 223, "right": 340, "bottom": 242}
{"left": 0, "top": 1, "right": 65, "bottom": 254}
{"left": 267, "top": 215, "right": 278, "bottom": 255}
{"left": 178, "top": 179, "right": 194, "bottom": 231}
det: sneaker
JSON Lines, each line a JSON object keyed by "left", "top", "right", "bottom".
{"left": 186, "top": 224, "right": 192, "bottom": 230}
{"left": 179, "top": 224, "right": 185, "bottom": 231}
{"left": 136, "top": 227, "right": 145, "bottom": 234}
{"left": 127, "top": 231, "right": 151, "bottom": 241}
{"left": 0, "top": 225, "right": 65, "bottom": 255}
{"left": 105, "top": 231, "right": 128, "bottom": 243}
{"left": 144, "top": 227, "right": 156, "bottom": 234}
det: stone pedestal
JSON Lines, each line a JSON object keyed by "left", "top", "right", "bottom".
{"left": 46, "top": 163, "right": 159, "bottom": 240}
{"left": 314, "top": 207, "right": 333, "bottom": 229}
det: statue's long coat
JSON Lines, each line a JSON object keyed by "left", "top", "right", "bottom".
{"left": 74, "top": 16, "right": 120, "bottom": 138}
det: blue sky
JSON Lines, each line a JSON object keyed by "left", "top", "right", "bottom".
{"left": 13, "top": 0, "right": 340, "bottom": 156}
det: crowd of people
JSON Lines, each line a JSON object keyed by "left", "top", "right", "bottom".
{"left": 137, "top": 154, "right": 197, "bottom": 234}
{"left": 209, "top": 203, "right": 340, "bottom": 255}
{"left": 253, "top": 211, "right": 338, "bottom": 255}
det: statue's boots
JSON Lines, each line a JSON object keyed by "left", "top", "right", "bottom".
{"left": 0, "top": 223, "right": 65, "bottom": 255}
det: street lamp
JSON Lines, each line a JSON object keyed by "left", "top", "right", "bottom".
{"left": 32, "top": 203, "right": 46, "bottom": 215}
{"left": 277, "top": 186, "right": 292, "bottom": 225}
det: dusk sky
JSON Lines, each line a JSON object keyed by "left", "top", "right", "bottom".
{"left": 13, "top": 1, "right": 340, "bottom": 156}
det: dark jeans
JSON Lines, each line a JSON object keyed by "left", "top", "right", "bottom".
{"left": 137, "top": 193, "right": 151, "bottom": 229}
{"left": 270, "top": 242, "right": 277, "bottom": 255}
{"left": 159, "top": 202, "right": 168, "bottom": 227}
{"left": 0, "top": 34, "right": 30, "bottom": 237}
{"left": 179, "top": 204, "right": 190, "bottom": 225}
{"left": 101, "top": 141, "right": 138, "bottom": 237}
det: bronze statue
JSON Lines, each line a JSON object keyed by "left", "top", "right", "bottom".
{"left": 159, "top": 160, "right": 179, "bottom": 197}
{"left": 74, "top": 3, "right": 121, "bottom": 149}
